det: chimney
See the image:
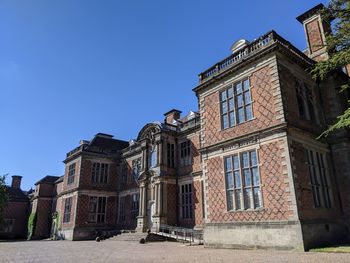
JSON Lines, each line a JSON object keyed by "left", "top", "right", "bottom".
{"left": 164, "top": 109, "right": 182, "bottom": 124}
{"left": 296, "top": 3, "right": 333, "bottom": 62}
{"left": 11, "top": 175, "right": 22, "bottom": 189}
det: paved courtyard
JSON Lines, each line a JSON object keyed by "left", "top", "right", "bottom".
{"left": 0, "top": 240, "right": 350, "bottom": 263}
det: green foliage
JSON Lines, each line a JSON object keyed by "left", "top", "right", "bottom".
{"left": 0, "top": 174, "right": 9, "bottom": 224}
{"left": 312, "top": 0, "right": 350, "bottom": 137}
{"left": 27, "top": 213, "right": 37, "bottom": 240}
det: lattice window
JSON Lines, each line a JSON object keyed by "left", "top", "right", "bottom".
{"left": 295, "top": 81, "right": 317, "bottom": 123}
{"left": 167, "top": 143, "right": 175, "bottom": 168}
{"left": 180, "top": 140, "right": 191, "bottom": 166}
{"left": 63, "top": 197, "right": 72, "bottom": 223}
{"left": 220, "top": 78, "right": 253, "bottom": 129}
{"left": 224, "top": 150, "right": 262, "bottom": 211}
{"left": 88, "top": 196, "right": 107, "bottom": 223}
{"left": 67, "top": 163, "right": 76, "bottom": 185}
{"left": 180, "top": 184, "right": 193, "bottom": 219}
{"left": 132, "top": 158, "right": 142, "bottom": 181}
{"left": 91, "top": 162, "right": 109, "bottom": 184}
{"left": 305, "top": 149, "right": 331, "bottom": 208}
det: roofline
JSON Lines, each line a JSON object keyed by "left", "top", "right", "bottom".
{"left": 193, "top": 30, "right": 314, "bottom": 93}
{"left": 296, "top": 3, "right": 325, "bottom": 23}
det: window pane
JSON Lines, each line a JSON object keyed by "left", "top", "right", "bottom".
{"left": 253, "top": 188, "right": 262, "bottom": 208}
{"left": 242, "top": 152, "right": 249, "bottom": 168}
{"left": 236, "top": 83, "right": 242, "bottom": 94}
{"left": 252, "top": 168, "right": 260, "bottom": 186}
{"left": 228, "top": 98, "right": 234, "bottom": 111}
{"left": 222, "top": 114, "right": 229, "bottom": 129}
{"left": 244, "top": 91, "right": 251, "bottom": 103}
{"left": 226, "top": 172, "right": 234, "bottom": 189}
{"left": 243, "top": 169, "right": 251, "bottom": 186}
{"left": 238, "top": 108, "right": 245, "bottom": 123}
{"left": 221, "top": 91, "right": 227, "bottom": 101}
{"left": 237, "top": 94, "right": 244, "bottom": 107}
{"left": 250, "top": 151, "right": 257, "bottom": 166}
{"left": 234, "top": 171, "right": 241, "bottom": 187}
{"left": 222, "top": 101, "right": 228, "bottom": 113}
{"left": 233, "top": 155, "right": 239, "bottom": 169}
{"left": 227, "top": 190, "right": 233, "bottom": 210}
{"left": 227, "top": 87, "right": 234, "bottom": 98}
{"left": 246, "top": 105, "right": 253, "bottom": 120}
{"left": 225, "top": 157, "right": 232, "bottom": 171}
{"left": 244, "top": 189, "right": 252, "bottom": 209}
{"left": 235, "top": 190, "right": 242, "bottom": 209}
{"left": 229, "top": 112, "right": 235, "bottom": 127}
{"left": 243, "top": 79, "right": 250, "bottom": 91}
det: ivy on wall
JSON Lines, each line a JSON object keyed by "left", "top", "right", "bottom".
{"left": 27, "top": 213, "right": 37, "bottom": 240}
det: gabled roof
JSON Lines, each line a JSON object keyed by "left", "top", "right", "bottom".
{"left": 35, "top": 175, "right": 61, "bottom": 185}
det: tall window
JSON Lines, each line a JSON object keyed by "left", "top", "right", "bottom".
{"left": 180, "top": 140, "right": 191, "bottom": 166}
{"left": 132, "top": 158, "right": 142, "bottom": 181}
{"left": 121, "top": 162, "right": 128, "bottom": 186}
{"left": 119, "top": 196, "right": 126, "bottom": 222}
{"left": 149, "top": 146, "right": 157, "bottom": 168}
{"left": 220, "top": 78, "right": 253, "bottom": 129}
{"left": 0, "top": 219, "right": 15, "bottom": 233}
{"left": 224, "top": 150, "right": 261, "bottom": 211}
{"left": 167, "top": 143, "right": 175, "bottom": 168}
{"left": 91, "top": 162, "right": 109, "bottom": 184}
{"left": 295, "top": 81, "right": 317, "bottom": 123}
{"left": 63, "top": 197, "right": 72, "bottom": 223}
{"left": 131, "top": 193, "right": 139, "bottom": 219}
{"left": 305, "top": 149, "right": 331, "bottom": 208}
{"left": 88, "top": 196, "right": 107, "bottom": 223}
{"left": 67, "top": 163, "right": 76, "bottom": 185}
{"left": 180, "top": 184, "right": 193, "bottom": 219}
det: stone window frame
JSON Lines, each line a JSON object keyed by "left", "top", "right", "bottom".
{"left": 91, "top": 162, "right": 109, "bottom": 184}
{"left": 167, "top": 143, "right": 175, "bottom": 168}
{"left": 131, "top": 193, "right": 139, "bottom": 219}
{"left": 67, "top": 163, "right": 76, "bottom": 185}
{"left": 179, "top": 140, "right": 191, "bottom": 166}
{"left": 305, "top": 149, "right": 332, "bottom": 209}
{"left": 295, "top": 80, "right": 318, "bottom": 123}
{"left": 63, "top": 197, "right": 72, "bottom": 223}
{"left": 88, "top": 196, "right": 107, "bottom": 223}
{"left": 219, "top": 77, "right": 254, "bottom": 130}
{"left": 179, "top": 183, "right": 193, "bottom": 219}
{"left": 224, "top": 149, "right": 262, "bottom": 211}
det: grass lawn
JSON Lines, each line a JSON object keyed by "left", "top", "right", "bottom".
{"left": 311, "top": 245, "right": 350, "bottom": 253}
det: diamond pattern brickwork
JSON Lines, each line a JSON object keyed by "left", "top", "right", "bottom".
{"left": 202, "top": 65, "right": 282, "bottom": 148}
{"left": 206, "top": 140, "right": 294, "bottom": 223}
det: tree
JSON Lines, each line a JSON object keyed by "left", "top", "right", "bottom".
{"left": 311, "top": 0, "right": 350, "bottom": 137}
{"left": 0, "top": 174, "right": 9, "bottom": 224}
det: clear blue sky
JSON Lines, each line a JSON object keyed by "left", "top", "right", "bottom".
{"left": 1, "top": 0, "right": 327, "bottom": 189}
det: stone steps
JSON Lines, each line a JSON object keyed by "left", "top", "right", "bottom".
{"left": 107, "top": 232, "right": 170, "bottom": 243}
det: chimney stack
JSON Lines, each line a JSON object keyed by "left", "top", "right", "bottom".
{"left": 296, "top": 3, "right": 333, "bottom": 62}
{"left": 11, "top": 175, "right": 22, "bottom": 189}
{"left": 164, "top": 109, "right": 182, "bottom": 124}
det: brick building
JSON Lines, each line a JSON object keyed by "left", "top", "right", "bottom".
{"left": 0, "top": 176, "right": 30, "bottom": 239}
{"left": 29, "top": 4, "right": 350, "bottom": 250}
